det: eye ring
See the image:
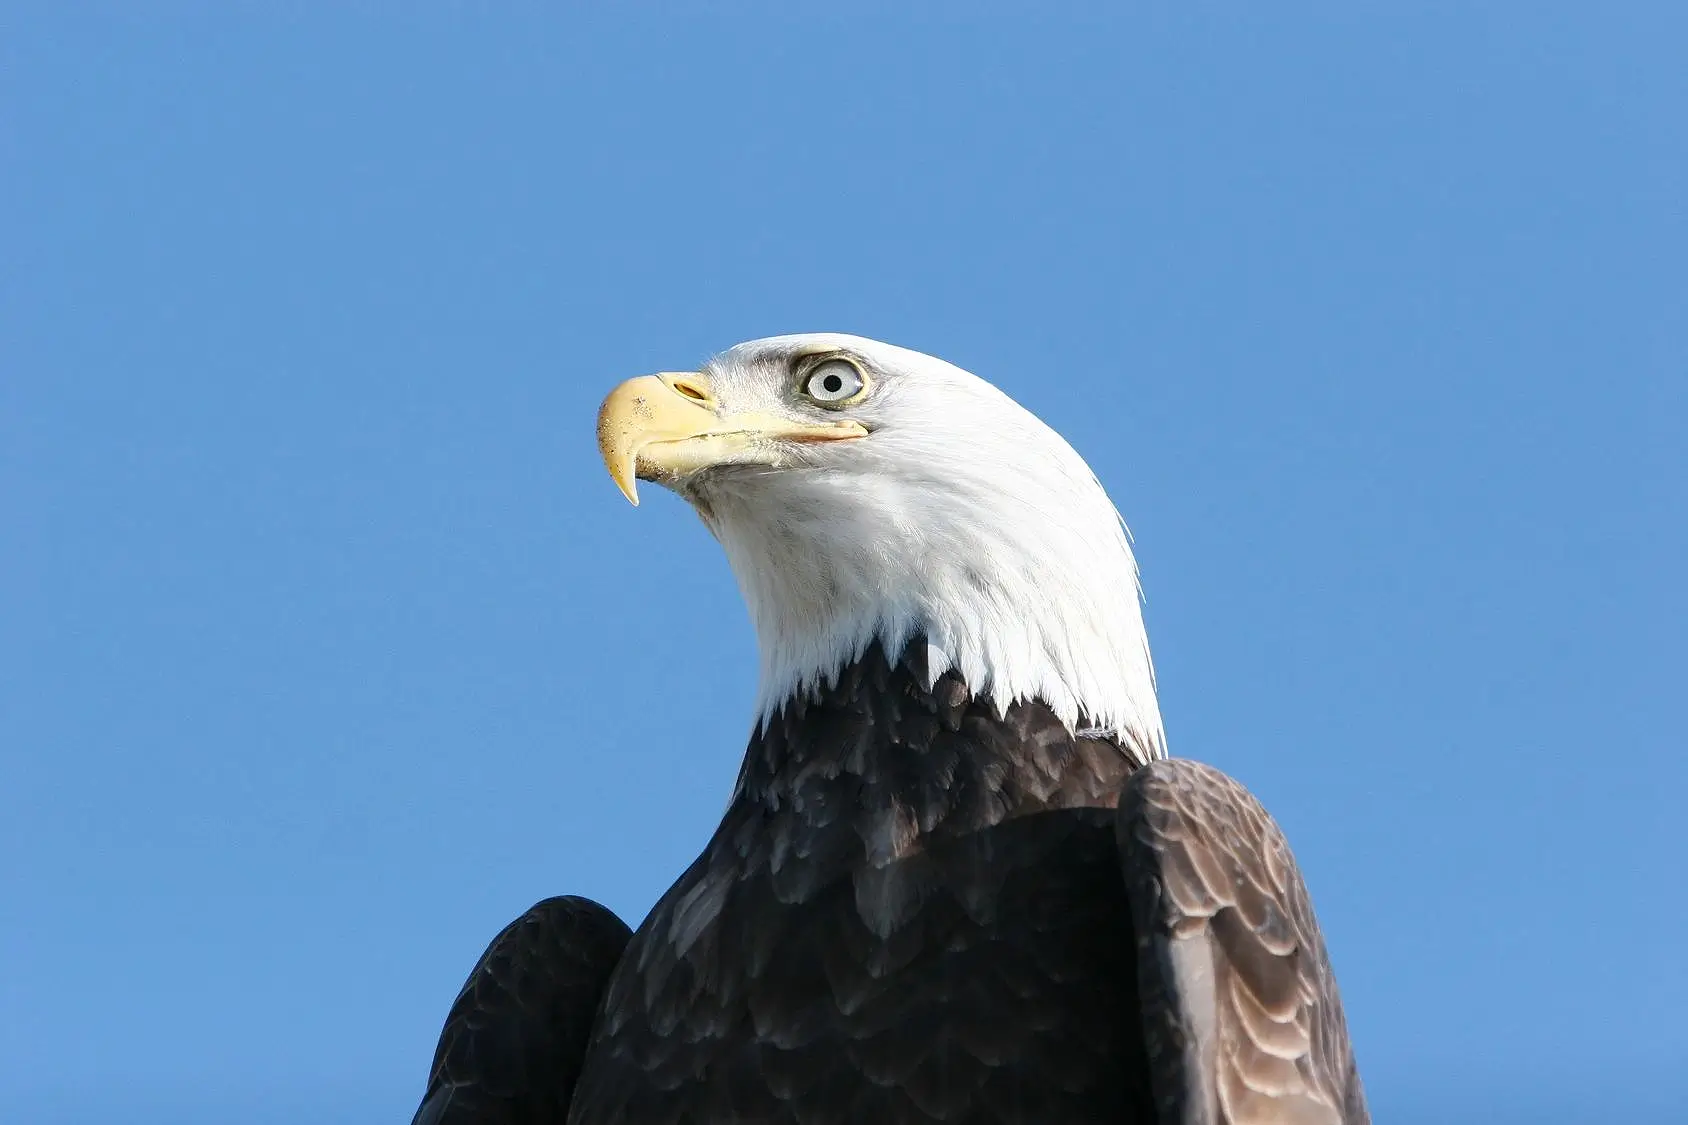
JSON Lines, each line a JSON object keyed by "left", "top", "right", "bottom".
{"left": 798, "top": 357, "right": 868, "bottom": 407}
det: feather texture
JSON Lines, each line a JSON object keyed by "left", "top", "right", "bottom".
{"left": 415, "top": 647, "right": 1366, "bottom": 1124}
{"left": 1118, "top": 760, "right": 1369, "bottom": 1124}
{"left": 566, "top": 641, "right": 1156, "bottom": 1124}
{"left": 412, "top": 896, "right": 631, "bottom": 1125}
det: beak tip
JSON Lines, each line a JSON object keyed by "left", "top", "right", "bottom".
{"left": 607, "top": 459, "right": 640, "bottom": 506}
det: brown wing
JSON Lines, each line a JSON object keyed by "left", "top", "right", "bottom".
{"left": 1117, "top": 759, "right": 1369, "bottom": 1125}
{"left": 412, "top": 895, "right": 632, "bottom": 1125}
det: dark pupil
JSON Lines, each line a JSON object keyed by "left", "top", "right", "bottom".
{"left": 822, "top": 373, "right": 843, "bottom": 394}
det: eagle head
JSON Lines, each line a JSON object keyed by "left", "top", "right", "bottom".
{"left": 597, "top": 333, "right": 1164, "bottom": 762}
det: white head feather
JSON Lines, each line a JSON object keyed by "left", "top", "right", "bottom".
{"left": 679, "top": 333, "right": 1166, "bottom": 764}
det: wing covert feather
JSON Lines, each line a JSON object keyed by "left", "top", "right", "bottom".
{"left": 412, "top": 895, "right": 632, "bottom": 1125}
{"left": 1117, "top": 759, "right": 1368, "bottom": 1125}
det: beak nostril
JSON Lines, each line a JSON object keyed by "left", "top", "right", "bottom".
{"left": 668, "top": 378, "right": 712, "bottom": 405}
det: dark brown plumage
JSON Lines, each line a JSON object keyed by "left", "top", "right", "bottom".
{"left": 412, "top": 897, "right": 631, "bottom": 1125}
{"left": 413, "top": 640, "right": 1367, "bottom": 1124}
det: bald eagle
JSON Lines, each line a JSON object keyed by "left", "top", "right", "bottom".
{"left": 411, "top": 335, "right": 1368, "bottom": 1124}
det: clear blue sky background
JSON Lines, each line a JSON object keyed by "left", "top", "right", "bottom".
{"left": 4, "top": 5, "right": 1683, "bottom": 1123}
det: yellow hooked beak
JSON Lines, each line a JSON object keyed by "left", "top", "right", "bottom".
{"left": 596, "top": 373, "right": 869, "bottom": 505}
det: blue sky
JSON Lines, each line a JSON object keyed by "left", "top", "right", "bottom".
{"left": 4, "top": 5, "right": 1683, "bottom": 1122}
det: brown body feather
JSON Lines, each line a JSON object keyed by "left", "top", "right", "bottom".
{"left": 415, "top": 640, "right": 1367, "bottom": 1124}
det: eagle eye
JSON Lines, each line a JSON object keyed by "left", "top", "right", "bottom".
{"left": 799, "top": 358, "right": 867, "bottom": 407}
